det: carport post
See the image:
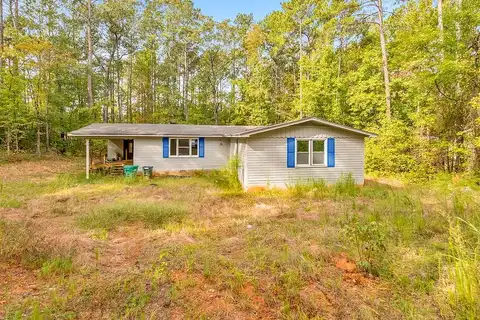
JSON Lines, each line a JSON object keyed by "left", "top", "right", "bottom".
{"left": 86, "top": 139, "right": 90, "bottom": 179}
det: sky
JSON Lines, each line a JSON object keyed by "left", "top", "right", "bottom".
{"left": 193, "top": 0, "right": 283, "bottom": 22}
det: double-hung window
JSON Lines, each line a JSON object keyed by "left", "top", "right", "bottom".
{"left": 169, "top": 138, "right": 198, "bottom": 157}
{"left": 296, "top": 139, "right": 326, "bottom": 166}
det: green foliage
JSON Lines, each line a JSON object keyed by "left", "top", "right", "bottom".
{"left": 342, "top": 214, "right": 387, "bottom": 275}
{"left": 286, "top": 178, "right": 329, "bottom": 199}
{"left": 40, "top": 256, "right": 74, "bottom": 277}
{"left": 366, "top": 120, "right": 420, "bottom": 175}
{"left": 334, "top": 174, "right": 357, "bottom": 197}
{"left": 209, "top": 156, "right": 243, "bottom": 191}
{"left": 0, "top": 0, "right": 479, "bottom": 179}
{"left": 441, "top": 219, "right": 480, "bottom": 318}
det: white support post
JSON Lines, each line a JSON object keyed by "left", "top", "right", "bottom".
{"left": 86, "top": 139, "right": 90, "bottom": 180}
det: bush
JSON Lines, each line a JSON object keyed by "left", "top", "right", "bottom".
{"left": 342, "top": 214, "right": 387, "bottom": 275}
{"left": 210, "top": 156, "right": 242, "bottom": 191}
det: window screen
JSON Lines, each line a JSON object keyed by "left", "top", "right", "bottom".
{"left": 312, "top": 140, "right": 325, "bottom": 165}
{"left": 296, "top": 140, "right": 309, "bottom": 165}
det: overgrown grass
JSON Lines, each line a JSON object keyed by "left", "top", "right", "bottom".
{"left": 2, "top": 158, "right": 480, "bottom": 318}
{"left": 286, "top": 173, "right": 358, "bottom": 199}
{"left": 76, "top": 200, "right": 190, "bottom": 231}
{"left": 0, "top": 219, "right": 74, "bottom": 271}
{"left": 440, "top": 218, "right": 480, "bottom": 318}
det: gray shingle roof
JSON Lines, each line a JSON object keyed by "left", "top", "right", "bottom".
{"left": 68, "top": 117, "right": 377, "bottom": 138}
{"left": 68, "top": 123, "right": 263, "bottom": 137}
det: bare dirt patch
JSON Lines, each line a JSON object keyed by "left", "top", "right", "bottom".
{"left": 0, "top": 263, "right": 43, "bottom": 317}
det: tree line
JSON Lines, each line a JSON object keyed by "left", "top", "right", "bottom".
{"left": 0, "top": 0, "right": 479, "bottom": 176}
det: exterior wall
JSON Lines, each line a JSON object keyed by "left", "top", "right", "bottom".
{"left": 107, "top": 139, "right": 123, "bottom": 159}
{"left": 228, "top": 138, "right": 248, "bottom": 187}
{"left": 133, "top": 137, "right": 230, "bottom": 171}
{"left": 245, "top": 124, "right": 366, "bottom": 188}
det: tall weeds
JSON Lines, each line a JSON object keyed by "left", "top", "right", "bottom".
{"left": 441, "top": 219, "right": 480, "bottom": 319}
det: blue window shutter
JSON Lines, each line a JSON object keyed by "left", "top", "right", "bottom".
{"left": 327, "top": 138, "right": 335, "bottom": 167}
{"left": 287, "top": 138, "right": 295, "bottom": 168}
{"left": 163, "top": 137, "right": 169, "bottom": 158}
{"left": 199, "top": 137, "right": 205, "bottom": 158}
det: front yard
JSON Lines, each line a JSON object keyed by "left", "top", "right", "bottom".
{"left": 0, "top": 157, "right": 479, "bottom": 319}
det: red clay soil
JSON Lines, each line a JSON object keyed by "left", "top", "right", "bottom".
{"left": 0, "top": 263, "right": 43, "bottom": 317}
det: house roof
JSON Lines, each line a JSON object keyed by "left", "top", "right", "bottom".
{"left": 68, "top": 117, "right": 377, "bottom": 138}
{"left": 68, "top": 123, "right": 262, "bottom": 138}
{"left": 232, "top": 117, "right": 377, "bottom": 137}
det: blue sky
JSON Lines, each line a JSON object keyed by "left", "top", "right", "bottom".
{"left": 193, "top": 0, "right": 283, "bottom": 22}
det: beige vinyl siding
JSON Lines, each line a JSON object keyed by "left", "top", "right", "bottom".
{"left": 133, "top": 137, "right": 230, "bottom": 171}
{"left": 107, "top": 139, "right": 123, "bottom": 159}
{"left": 245, "top": 125, "right": 365, "bottom": 188}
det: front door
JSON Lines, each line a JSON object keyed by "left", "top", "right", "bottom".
{"left": 123, "top": 139, "right": 134, "bottom": 160}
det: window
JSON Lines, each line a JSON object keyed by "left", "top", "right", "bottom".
{"left": 296, "top": 139, "right": 326, "bottom": 166}
{"left": 170, "top": 139, "right": 177, "bottom": 156}
{"left": 169, "top": 138, "right": 199, "bottom": 157}
{"left": 191, "top": 139, "right": 198, "bottom": 156}
{"left": 296, "top": 140, "right": 310, "bottom": 165}
{"left": 312, "top": 140, "right": 325, "bottom": 165}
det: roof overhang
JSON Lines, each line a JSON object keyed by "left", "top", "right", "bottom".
{"left": 67, "top": 133, "right": 227, "bottom": 138}
{"left": 67, "top": 117, "right": 377, "bottom": 139}
{"left": 230, "top": 117, "right": 377, "bottom": 138}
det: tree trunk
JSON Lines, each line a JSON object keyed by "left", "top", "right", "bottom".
{"left": 36, "top": 123, "right": 41, "bottom": 156}
{"left": 299, "top": 21, "right": 303, "bottom": 118}
{"left": 437, "top": 0, "right": 443, "bottom": 44}
{"left": 86, "top": 0, "right": 94, "bottom": 108}
{"left": 377, "top": 0, "right": 392, "bottom": 120}
{"left": 5, "top": 128, "right": 10, "bottom": 156}
{"left": 128, "top": 53, "right": 133, "bottom": 122}
{"left": 455, "top": 0, "right": 462, "bottom": 96}
{"left": 117, "top": 58, "right": 122, "bottom": 122}
{"left": 183, "top": 44, "right": 189, "bottom": 121}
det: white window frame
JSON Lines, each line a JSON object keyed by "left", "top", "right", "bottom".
{"left": 169, "top": 138, "right": 199, "bottom": 157}
{"left": 295, "top": 139, "right": 327, "bottom": 167}
{"left": 296, "top": 139, "right": 311, "bottom": 167}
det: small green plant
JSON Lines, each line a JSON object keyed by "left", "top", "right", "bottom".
{"left": 40, "top": 256, "right": 74, "bottom": 276}
{"left": 342, "top": 214, "right": 387, "bottom": 275}
{"left": 334, "top": 173, "right": 357, "bottom": 197}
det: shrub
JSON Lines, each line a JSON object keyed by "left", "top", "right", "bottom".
{"left": 210, "top": 156, "right": 242, "bottom": 190}
{"left": 342, "top": 214, "right": 387, "bottom": 275}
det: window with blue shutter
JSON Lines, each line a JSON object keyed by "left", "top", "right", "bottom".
{"left": 199, "top": 137, "right": 205, "bottom": 158}
{"left": 327, "top": 138, "right": 335, "bottom": 167}
{"left": 287, "top": 138, "right": 295, "bottom": 168}
{"left": 163, "top": 137, "right": 169, "bottom": 158}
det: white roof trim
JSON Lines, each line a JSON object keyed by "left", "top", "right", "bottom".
{"left": 229, "top": 117, "right": 377, "bottom": 137}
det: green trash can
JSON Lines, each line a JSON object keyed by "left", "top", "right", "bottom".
{"left": 142, "top": 166, "right": 153, "bottom": 178}
{"left": 124, "top": 165, "right": 139, "bottom": 178}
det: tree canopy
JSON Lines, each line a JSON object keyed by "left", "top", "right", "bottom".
{"left": 0, "top": 0, "right": 479, "bottom": 176}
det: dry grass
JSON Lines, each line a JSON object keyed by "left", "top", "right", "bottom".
{"left": 0, "top": 157, "right": 479, "bottom": 319}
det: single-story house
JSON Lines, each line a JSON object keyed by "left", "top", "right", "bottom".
{"left": 68, "top": 117, "right": 377, "bottom": 188}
